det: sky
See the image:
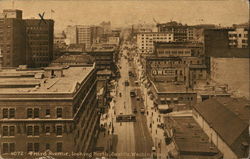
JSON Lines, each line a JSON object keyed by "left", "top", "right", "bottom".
{"left": 0, "top": 0, "right": 249, "bottom": 32}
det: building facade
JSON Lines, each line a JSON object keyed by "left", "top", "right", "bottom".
{"left": 25, "top": 19, "right": 54, "bottom": 67}
{"left": 156, "top": 21, "right": 189, "bottom": 42}
{"left": 0, "top": 66, "right": 100, "bottom": 158}
{"left": 77, "top": 25, "right": 92, "bottom": 49}
{"left": 228, "top": 27, "right": 249, "bottom": 48}
{"left": 136, "top": 32, "right": 174, "bottom": 54}
{"left": 0, "top": 9, "right": 26, "bottom": 67}
{"left": 149, "top": 80, "right": 197, "bottom": 111}
{"left": 0, "top": 9, "right": 54, "bottom": 68}
{"left": 65, "top": 25, "right": 77, "bottom": 45}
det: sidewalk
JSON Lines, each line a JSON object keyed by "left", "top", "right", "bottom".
{"left": 134, "top": 54, "right": 169, "bottom": 159}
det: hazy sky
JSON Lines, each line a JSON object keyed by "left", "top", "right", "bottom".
{"left": 0, "top": 0, "right": 249, "bottom": 32}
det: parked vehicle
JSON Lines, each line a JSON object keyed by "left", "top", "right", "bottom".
{"left": 116, "top": 114, "right": 136, "bottom": 122}
{"left": 130, "top": 90, "right": 136, "bottom": 97}
{"left": 140, "top": 107, "right": 145, "bottom": 114}
{"left": 125, "top": 80, "right": 129, "bottom": 86}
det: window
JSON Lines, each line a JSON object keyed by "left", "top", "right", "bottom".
{"left": 2, "top": 126, "right": 15, "bottom": 137}
{"left": 34, "top": 126, "right": 39, "bottom": 136}
{"left": 2, "top": 143, "right": 15, "bottom": 153}
{"left": 45, "top": 126, "right": 50, "bottom": 134}
{"left": 3, "top": 108, "right": 12, "bottom": 118}
{"left": 27, "top": 108, "right": 33, "bottom": 118}
{"left": 34, "top": 143, "right": 39, "bottom": 152}
{"left": 45, "top": 109, "right": 50, "bottom": 117}
{"left": 9, "top": 143, "right": 15, "bottom": 152}
{"left": 9, "top": 126, "right": 15, "bottom": 136}
{"left": 2, "top": 143, "right": 9, "bottom": 153}
{"left": 34, "top": 108, "right": 39, "bottom": 118}
{"left": 56, "top": 108, "right": 62, "bottom": 118}
{"left": 56, "top": 142, "right": 63, "bottom": 152}
{"left": 3, "top": 126, "right": 8, "bottom": 136}
{"left": 45, "top": 143, "right": 50, "bottom": 150}
{"left": 9, "top": 109, "right": 15, "bottom": 118}
{"left": 56, "top": 125, "right": 63, "bottom": 136}
{"left": 27, "top": 143, "right": 33, "bottom": 152}
{"left": 27, "top": 126, "right": 33, "bottom": 136}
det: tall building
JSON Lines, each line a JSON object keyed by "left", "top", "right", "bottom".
{"left": 0, "top": 65, "right": 99, "bottom": 158}
{"left": 91, "top": 26, "right": 104, "bottom": 44}
{"left": 157, "top": 21, "right": 189, "bottom": 42}
{"left": 136, "top": 32, "right": 174, "bottom": 54}
{"left": 228, "top": 27, "right": 249, "bottom": 48}
{"left": 0, "top": 9, "right": 26, "bottom": 67}
{"left": 25, "top": 19, "right": 54, "bottom": 67}
{"left": 77, "top": 25, "right": 92, "bottom": 49}
{"left": 0, "top": 9, "right": 54, "bottom": 68}
{"left": 65, "top": 25, "right": 77, "bottom": 45}
{"left": 100, "top": 21, "right": 111, "bottom": 34}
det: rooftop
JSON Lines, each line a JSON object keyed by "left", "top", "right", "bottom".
{"left": 151, "top": 81, "right": 195, "bottom": 93}
{"left": 51, "top": 54, "right": 94, "bottom": 66}
{"left": 155, "top": 41, "right": 203, "bottom": 48}
{"left": 194, "top": 97, "right": 250, "bottom": 158}
{"left": 0, "top": 66, "right": 94, "bottom": 94}
{"left": 164, "top": 116, "right": 222, "bottom": 158}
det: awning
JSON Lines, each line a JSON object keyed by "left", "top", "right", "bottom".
{"left": 158, "top": 104, "right": 169, "bottom": 110}
{"left": 166, "top": 98, "right": 171, "bottom": 101}
{"left": 173, "top": 97, "right": 178, "bottom": 101}
{"left": 160, "top": 98, "right": 165, "bottom": 101}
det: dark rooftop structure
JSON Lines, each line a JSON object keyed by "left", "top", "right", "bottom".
{"left": 164, "top": 116, "right": 222, "bottom": 159}
{"left": 194, "top": 97, "right": 250, "bottom": 158}
{"left": 204, "top": 29, "right": 249, "bottom": 58}
{"left": 50, "top": 53, "right": 94, "bottom": 67}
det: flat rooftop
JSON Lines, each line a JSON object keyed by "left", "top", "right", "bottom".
{"left": 0, "top": 66, "right": 94, "bottom": 94}
{"left": 151, "top": 81, "right": 195, "bottom": 93}
{"left": 164, "top": 116, "right": 222, "bottom": 158}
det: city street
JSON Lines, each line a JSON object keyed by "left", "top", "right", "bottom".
{"left": 109, "top": 44, "right": 154, "bottom": 159}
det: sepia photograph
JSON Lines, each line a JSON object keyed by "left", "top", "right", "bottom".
{"left": 0, "top": 0, "right": 249, "bottom": 158}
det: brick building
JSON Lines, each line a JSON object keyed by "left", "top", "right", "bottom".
{"left": 156, "top": 21, "right": 189, "bottom": 42}
{"left": 0, "top": 65, "right": 100, "bottom": 158}
{"left": 25, "top": 19, "right": 54, "bottom": 67}
{"left": 0, "top": 9, "right": 54, "bottom": 68}
{"left": 0, "top": 9, "right": 26, "bottom": 67}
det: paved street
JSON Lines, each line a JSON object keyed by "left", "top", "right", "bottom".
{"left": 105, "top": 43, "right": 154, "bottom": 159}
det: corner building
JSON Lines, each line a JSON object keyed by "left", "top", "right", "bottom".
{"left": 0, "top": 65, "right": 99, "bottom": 158}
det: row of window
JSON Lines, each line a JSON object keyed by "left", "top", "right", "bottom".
{"left": 139, "top": 34, "right": 172, "bottom": 37}
{"left": 2, "top": 125, "right": 63, "bottom": 137}
{"left": 228, "top": 33, "right": 248, "bottom": 38}
{"left": 158, "top": 50, "right": 191, "bottom": 55}
{"left": 2, "top": 142, "right": 63, "bottom": 154}
{"left": 1, "top": 108, "right": 62, "bottom": 119}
